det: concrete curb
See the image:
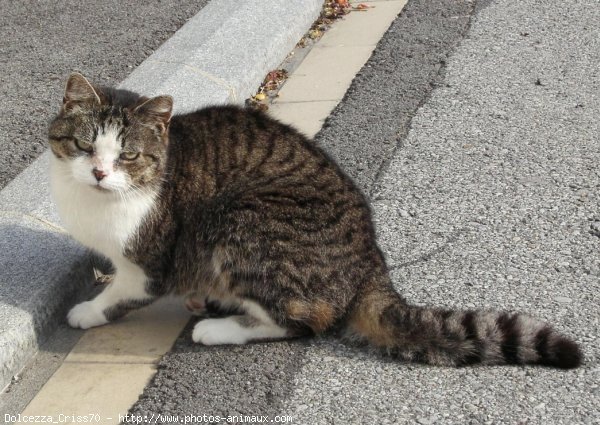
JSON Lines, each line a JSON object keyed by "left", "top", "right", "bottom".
{"left": 0, "top": 0, "right": 322, "bottom": 391}
{"left": 121, "top": 0, "right": 323, "bottom": 112}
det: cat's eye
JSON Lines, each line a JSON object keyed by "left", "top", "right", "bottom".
{"left": 75, "top": 139, "right": 93, "bottom": 153}
{"left": 119, "top": 151, "right": 140, "bottom": 161}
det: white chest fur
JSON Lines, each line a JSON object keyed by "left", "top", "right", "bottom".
{"left": 50, "top": 157, "right": 157, "bottom": 262}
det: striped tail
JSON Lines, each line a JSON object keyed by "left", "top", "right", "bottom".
{"left": 345, "top": 285, "right": 582, "bottom": 368}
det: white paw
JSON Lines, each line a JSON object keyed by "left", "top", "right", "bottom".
{"left": 192, "top": 318, "right": 248, "bottom": 345}
{"left": 67, "top": 301, "right": 109, "bottom": 329}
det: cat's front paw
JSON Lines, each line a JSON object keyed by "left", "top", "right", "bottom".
{"left": 67, "top": 301, "right": 109, "bottom": 329}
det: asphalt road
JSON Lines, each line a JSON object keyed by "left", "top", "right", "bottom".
{"left": 62, "top": 0, "right": 597, "bottom": 423}
{"left": 0, "top": 0, "right": 209, "bottom": 190}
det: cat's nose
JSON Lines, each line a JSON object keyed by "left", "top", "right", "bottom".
{"left": 92, "top": 168, "right": 107, "bottom": 182}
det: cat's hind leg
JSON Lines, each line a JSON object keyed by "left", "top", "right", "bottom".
{"left": 191, "top": 299, "right": 288, "bottom": 345}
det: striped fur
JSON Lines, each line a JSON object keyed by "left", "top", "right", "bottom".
{"left": 50, "top": 74, "right": 582, "bottom": 368}
{"left": 345, "top": 284, "right": 582, "bottom": 368}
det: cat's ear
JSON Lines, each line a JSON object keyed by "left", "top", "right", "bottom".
{"left": 133, "top": 95, "right": 173, "bottom": 134}
{"left": 62, "top": 73, "right": 102, "bottom": 113}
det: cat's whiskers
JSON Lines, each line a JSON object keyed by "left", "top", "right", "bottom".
{"left": 124, "top": 180, "right": 163, "bottom": 204}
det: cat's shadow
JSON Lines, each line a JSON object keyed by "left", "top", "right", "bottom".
{"left": 136, "top": 319, "right": 387, "bottom": 414}
{"left": 139, "top": 318, "right": 415, "bottom": 414}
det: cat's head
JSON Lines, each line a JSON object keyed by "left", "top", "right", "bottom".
{"left": 49, "top": 73, "right": 173, "bottom": 194}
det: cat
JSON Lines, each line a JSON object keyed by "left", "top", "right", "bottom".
{"left": 48, "top": 73, "right": 582, "bottom": 368}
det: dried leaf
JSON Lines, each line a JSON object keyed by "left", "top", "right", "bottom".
{"left": 309, "top": 29, "right": 322, "bottom": 39}
{"left": 93, "top": 268, "right": 114, "bottom": 286}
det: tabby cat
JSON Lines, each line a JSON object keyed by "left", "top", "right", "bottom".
{"left": 48, "top": 73, "right": 582, "bottom": 368}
